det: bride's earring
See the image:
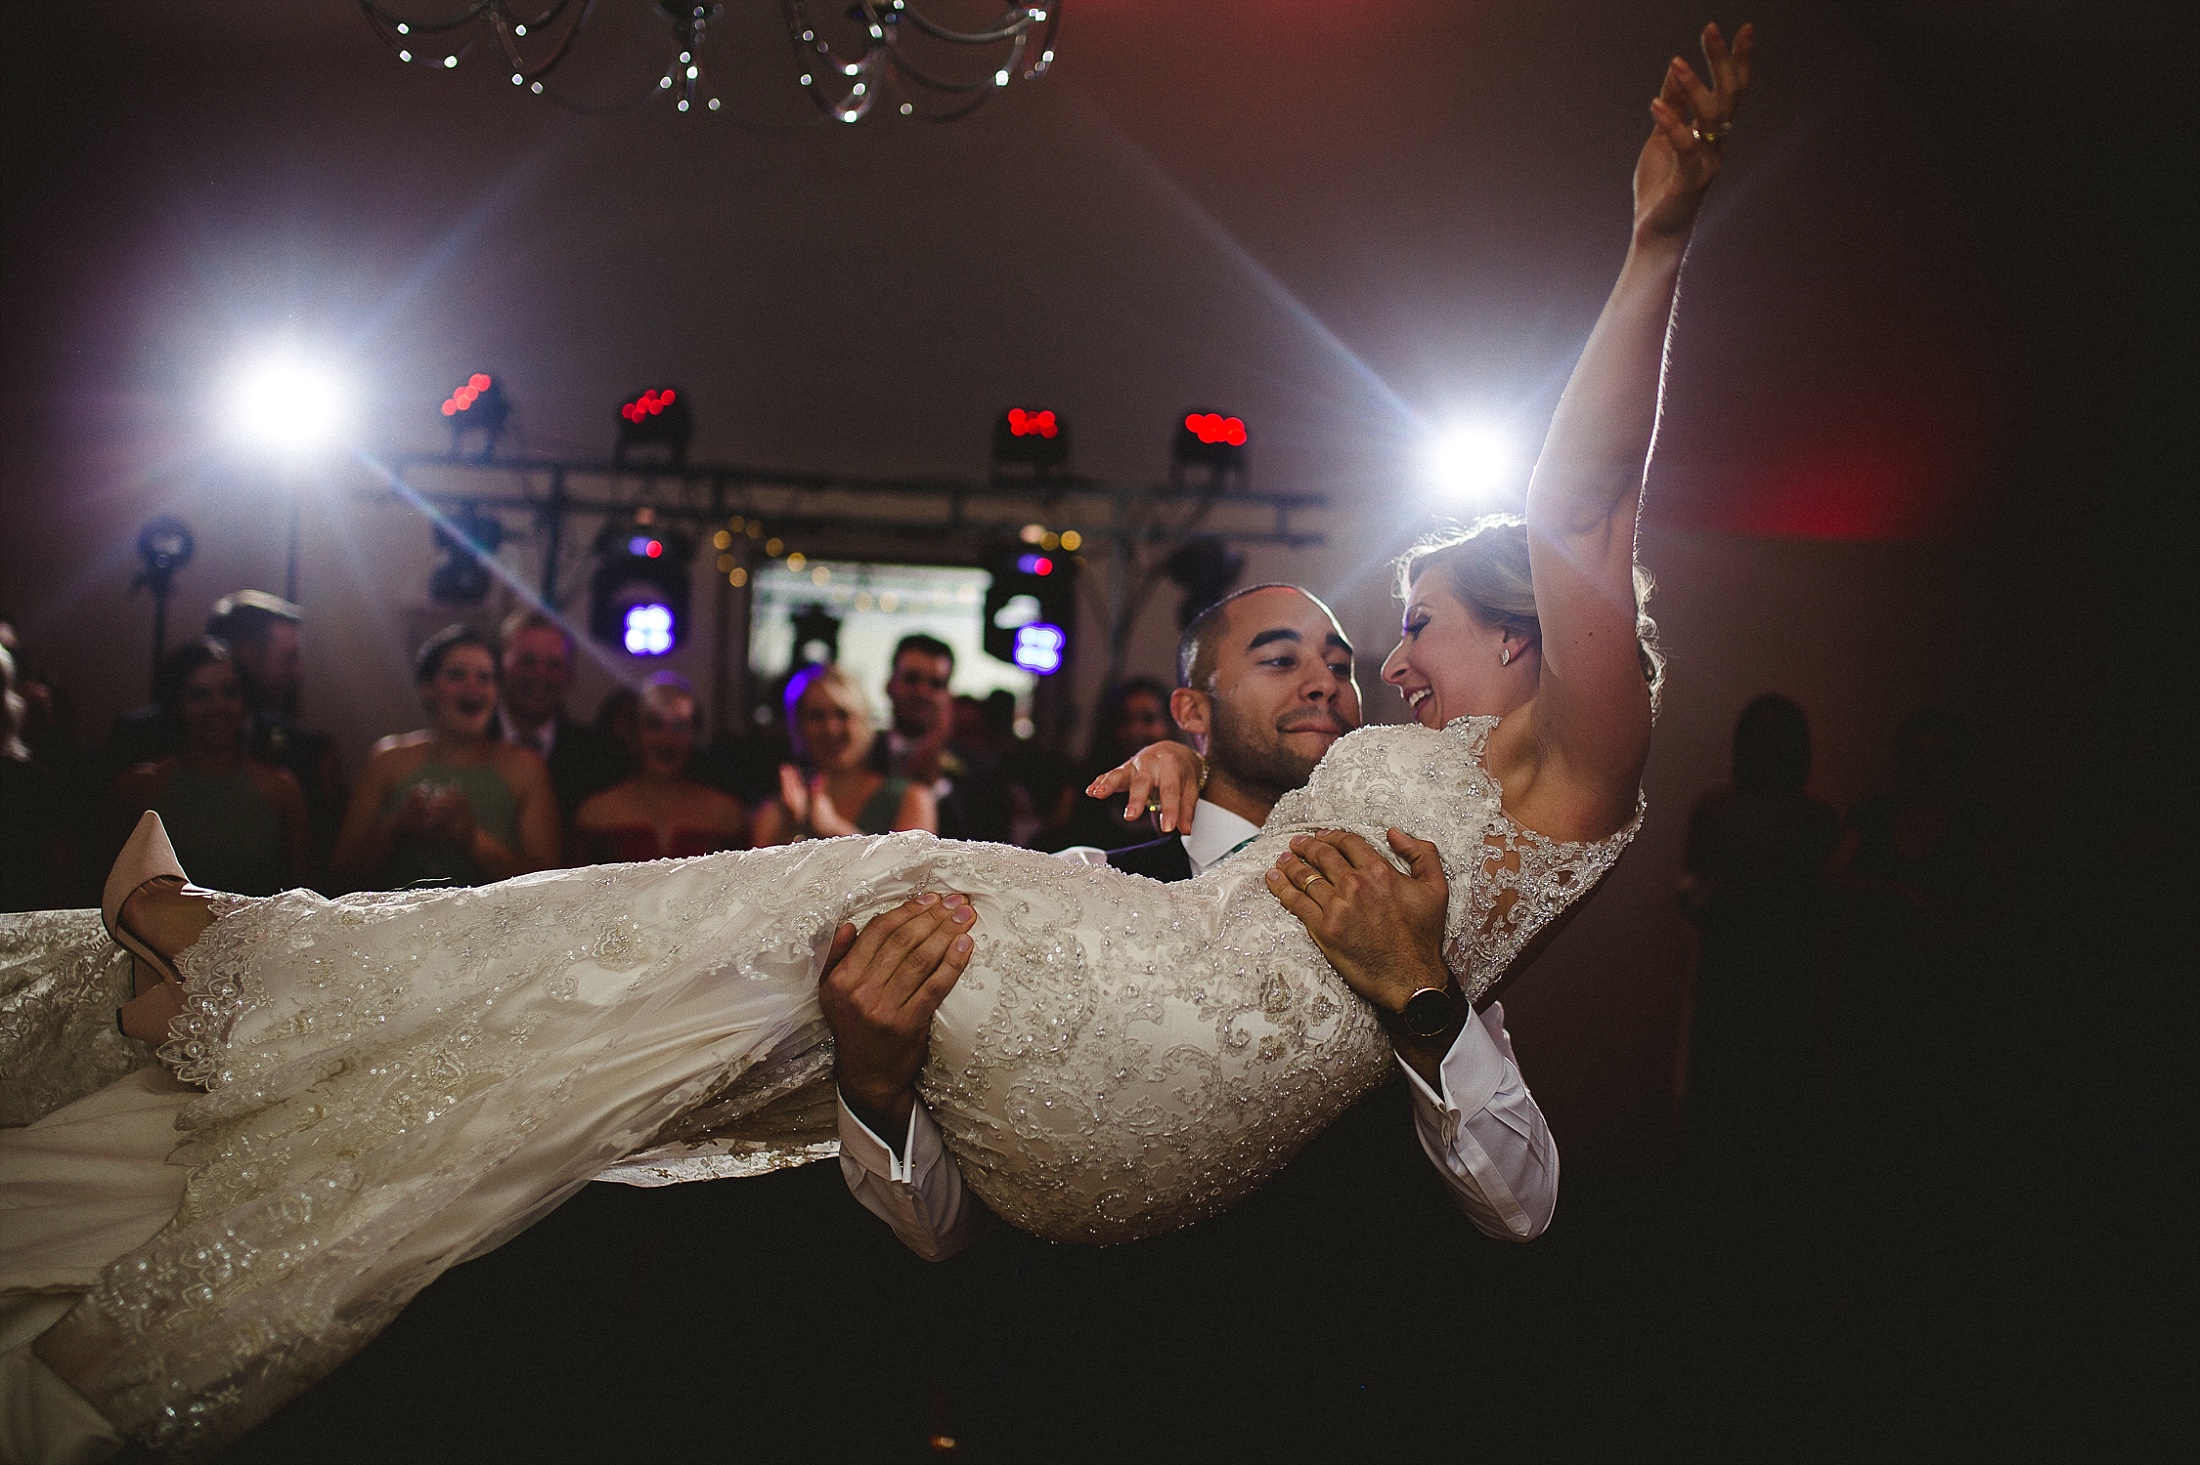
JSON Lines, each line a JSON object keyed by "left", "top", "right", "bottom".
{"left": 1499, "top": 647, "right": 1512, "bottom": 666}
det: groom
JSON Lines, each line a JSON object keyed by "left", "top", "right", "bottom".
{"left": 818, "top": 585, "right": 1560, "bottom": 1256}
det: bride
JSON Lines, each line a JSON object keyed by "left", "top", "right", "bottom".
{"left": 2, "top": 25, "right": 1749, "bottom": 1460}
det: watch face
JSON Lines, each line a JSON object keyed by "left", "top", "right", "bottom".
{"left": 1401, "top": 986, "right": 1456, "bottom": 1038}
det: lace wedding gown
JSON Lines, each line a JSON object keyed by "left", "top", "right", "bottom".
{"left": 1, "top": 716, "right": 1636, "bottom": 1457}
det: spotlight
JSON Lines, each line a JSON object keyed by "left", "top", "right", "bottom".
{"left": 590, "top": 511, "right": 693, "bottom": 655}
{"left": 1011, "top": 623, "right": 1066, "bottom": 675}
{"left": 621, "top": 603, "right": 676, "bottom": 656}
{"left": 982, "top": 539, "right": 1075, "bottom": 676}
{"left": 441, "top": 372, "right": 510, "bottom": 462}
{"left": 130, "top": 516, "right": 196, "bottom": 698}
{"left": 1426, "top": 425, "right": 1516, "bottom": 505}
{"left": 991, "top": 406, "right": 1070, "bottom": 480}
{"left": 428, "top": 505, "right": 505, "bottom": 604}
{"left": 1171, "top": 409, "right": 1249, "bottom": 488}
{"left": 614, "top": 386, "right": 694, "bottom": 466}
{"left": 1162, "top": 535, "right": 1246, "bottom": 628}
{"left": 790, "top": 602, "right": 843, "bottom": 666}
{"left": 224, "top": 352, "right": 349, "bottom": 453}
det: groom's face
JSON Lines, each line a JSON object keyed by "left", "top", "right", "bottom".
{"left": 1175, "top": 588, "right": 1361, "bottom": 802}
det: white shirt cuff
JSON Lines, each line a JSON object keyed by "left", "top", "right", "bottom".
{"left": 835, "top": 1089, "right": 986, "bottom": 1261}
{"left": 1395, "top": 1002, "right": 1559, "bottom": 1242}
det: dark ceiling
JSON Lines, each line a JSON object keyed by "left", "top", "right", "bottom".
{"left": 1, "top": 2, "right": 2185, "bottom": 584}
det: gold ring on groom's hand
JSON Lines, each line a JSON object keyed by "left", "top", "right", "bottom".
{"left": 1299, "top": 874, "right": 1330, "bottom": 892}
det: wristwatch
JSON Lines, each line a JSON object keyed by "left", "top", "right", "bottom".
{"left": 1388, "top": 982, "right": 1464, "bottom": 1041}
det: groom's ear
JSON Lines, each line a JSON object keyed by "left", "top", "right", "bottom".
{"left": 1171, "top": 687, "right": 1211, "bottom": 741}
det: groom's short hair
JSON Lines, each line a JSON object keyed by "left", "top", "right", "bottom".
{"left": 1176, "top": 584, "right": 1306, "bottom": 691}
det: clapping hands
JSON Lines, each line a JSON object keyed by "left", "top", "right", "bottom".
{"left": 778, "top": 764, "right": 860, "bottom": 838}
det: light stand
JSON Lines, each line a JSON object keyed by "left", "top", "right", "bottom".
{"left": 132, "top": 517, "right": 196, "bottom": 700}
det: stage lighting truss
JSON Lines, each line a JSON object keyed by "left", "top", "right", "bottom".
{"left": 354, "top": 1, "right": 1060, "bottom": 125}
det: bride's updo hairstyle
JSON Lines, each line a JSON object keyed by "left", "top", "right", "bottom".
{"left": 1396, "top": 513, "right": 1664, "bottom": 713}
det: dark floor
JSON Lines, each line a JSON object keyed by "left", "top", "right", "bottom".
{"left": 211, "top": 1042, "right": 2182, "bottom": 1463}
{"left": 206, "top": 837, "right": 2192, "bottom": 1463}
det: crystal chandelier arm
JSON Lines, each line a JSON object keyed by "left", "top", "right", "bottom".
{"left": 887, "top": 35, "right": 1025, "bottom": 96}
{"left": 357, "top": 0, "right": 502, "bottom": 36}
{"left": 485, "top": 0, "right": 595, "bottom": 82}
{"left": 891, "top": 4, "right": 1046, "bottom": 48}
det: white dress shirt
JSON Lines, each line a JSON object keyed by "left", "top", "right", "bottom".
{"left": 839, "top": 798, "right": 1560, "bottom": 1257}
{"left": 1054, "top": 795, "right": 1264, "bottom": 878}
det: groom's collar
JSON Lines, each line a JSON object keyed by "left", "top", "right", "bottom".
{"left": 1182, "top": 800, "right": 1264, "bottom": 877}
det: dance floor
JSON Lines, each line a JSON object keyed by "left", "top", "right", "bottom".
{"left": 213, "top": 1056, "right": 2175, "bottom": 1463}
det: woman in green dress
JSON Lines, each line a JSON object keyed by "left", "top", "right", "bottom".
{"left": 329, "top": 625, "right": 558, "bottom": 891}
{"left": 104, "top": 639, "right": 307, "bottom": 897}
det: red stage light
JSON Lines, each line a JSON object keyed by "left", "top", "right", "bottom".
{"left": 468, "top": 373, "right": 492, "bottom": 392}
{"left": 1006, "top": 408, "right": 1060, "bottom": 439}
{"left": 441, "top": 401, "right": 458, "bottom": 416}
{"left": 622, "top": 388, "right": 680, "bottom": 422}
{"left": 1184, "top": 413, "right": 1248, "bottom": 447}
{"left": 644, "top": 539, "right": 664, "bottom": 558}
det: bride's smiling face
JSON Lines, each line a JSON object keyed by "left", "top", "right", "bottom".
{"left": 1380, "top": 574, "right": 1538, "bottom": 729}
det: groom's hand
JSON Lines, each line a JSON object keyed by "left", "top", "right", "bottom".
{"left": 1268, "top": 829, "right": 1464, "bottom": 1082}
{"left": 819, "top": 893, "right": 978, "bottom": 1144}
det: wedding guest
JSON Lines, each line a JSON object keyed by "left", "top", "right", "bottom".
{"left": 570, "top": 675, "right": 749, "bottom": 863}
{"left": 331, "top": 626, "right": 557, "bottom": 890}
{"left": 105, "top": 639, "right": 307, "bottom": 897}
{"left": 207, "top": 591, "right": 349, "bottom": 880}
{"left": 1679, "top": 694, "right": 1842, "bottom": 1156}
{"left": 755, "top": 663, "right": 935, "bottom": 844}
{"left": 1046, "top": 675, "right": 1178, "bottom": 851}
{"left": 497, "top": 608, "right": 622, "bottom": 824}
{"left": 868, "top": 634, "right": 995, "bottom": 837}
{"left": 0, "top": 637, "right": 77, "bottom": 911}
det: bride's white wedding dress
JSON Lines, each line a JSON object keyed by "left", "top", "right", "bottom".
{"left": 1, "top": 716, "right": 1636, "bottom": 1457}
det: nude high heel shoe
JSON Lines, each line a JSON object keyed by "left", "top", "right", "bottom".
{"left": 103, "top": 812, "right": 191, "bottom": 1039}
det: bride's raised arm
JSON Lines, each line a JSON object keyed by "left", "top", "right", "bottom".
{"left": 1502, "top": 22, "right": 1752, "bottom": 838}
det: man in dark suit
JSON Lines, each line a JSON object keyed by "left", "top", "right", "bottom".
{"left": 1089, "top": 584, "right": 1359, "bottom": 882}
{"left": 497, "top": 609, "right": 622, "bottom": 828}
{"left": 821, "top": 583, "right": 1566, "bottom": 1257}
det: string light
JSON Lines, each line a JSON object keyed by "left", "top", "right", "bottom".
{"left": 352, "top": 1, "right": 1059, "bottom": 124}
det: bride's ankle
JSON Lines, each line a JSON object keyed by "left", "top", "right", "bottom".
{"left": 120, "top": 879, "right": 220, "bottom": 967}
{"left": 117, "top": 979, "right": 186, "bottom": 1046}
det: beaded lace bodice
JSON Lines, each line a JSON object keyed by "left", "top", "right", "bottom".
{"left": 911, "top": 715, "right": 1641, "bottom": 1242}
{"left": 21, "top": 714, "right": 1635, "bottom": 1459}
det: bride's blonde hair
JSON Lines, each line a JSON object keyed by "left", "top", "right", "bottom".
{"left": 1395, "top": 514, "right": 1665, "bottom": 713}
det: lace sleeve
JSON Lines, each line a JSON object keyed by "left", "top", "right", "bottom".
{"left": 0, "top": 908, "right": 156, "bottom": 1125}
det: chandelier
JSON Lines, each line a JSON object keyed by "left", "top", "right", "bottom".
{"left": 356, "top": 1, "right": 1060, "bottom": 124}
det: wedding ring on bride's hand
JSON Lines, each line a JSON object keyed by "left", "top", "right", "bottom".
{"left": 1692, "top": 121, "right": 1731, "bottom": 143}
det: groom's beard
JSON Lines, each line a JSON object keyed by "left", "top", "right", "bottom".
{"left": 1206, "top": 697, "right": 1352, "bottom": 807}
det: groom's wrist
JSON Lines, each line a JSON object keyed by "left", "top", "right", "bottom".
{"left": 839, "top": 1080, "right": 918, "bottom": 1157}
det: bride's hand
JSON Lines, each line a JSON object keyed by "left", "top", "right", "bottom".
{"left": 1086, "top": 740, "right": 1205, "bottom": 835}
{"left": 1635, "top": 21, "right": 1753, "bottom": 242}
